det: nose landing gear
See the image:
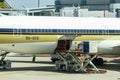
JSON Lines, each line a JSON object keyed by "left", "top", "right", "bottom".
{"left": 0, "top": 52, "right": 11, "bottom": 69}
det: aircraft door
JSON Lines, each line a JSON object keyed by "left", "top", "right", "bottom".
{"left": 13, "top": 28, "right": 22, "bottom": 38}
{"left": 56, "top": 40, "right": 72, "bottom": 52}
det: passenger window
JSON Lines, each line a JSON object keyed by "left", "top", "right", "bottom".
{"left": 68, "top": 29, "right": 70, "bottom": 33}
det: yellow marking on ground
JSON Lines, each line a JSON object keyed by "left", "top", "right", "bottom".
{"left": 0, "top": 70, "right": 31, "bottom": 76}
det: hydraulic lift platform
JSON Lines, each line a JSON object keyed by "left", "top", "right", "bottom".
{"left": 55, "top": 50, "right": 107, "bottom": 74}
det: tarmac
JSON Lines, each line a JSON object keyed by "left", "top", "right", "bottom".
{"left": 0, "top": 56, "right": 120, "bottom": 80}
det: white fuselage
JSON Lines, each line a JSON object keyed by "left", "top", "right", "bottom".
{"left": 0, "top": 16, "right": 119, "bottom": 55}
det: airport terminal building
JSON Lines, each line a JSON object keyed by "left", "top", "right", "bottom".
{"left": 0, "top": 0, "right": 120, "bottom": 17}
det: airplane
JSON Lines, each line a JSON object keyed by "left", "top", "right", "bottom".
{"left": 0, "top": 16, "right": 120, "bottom": 72}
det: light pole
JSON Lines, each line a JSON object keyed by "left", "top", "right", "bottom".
{"left": 38, "top": 0, "right": 40, "bottom": 8}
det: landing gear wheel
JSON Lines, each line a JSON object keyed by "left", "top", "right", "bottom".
{"left": 2, "top": 60, "right": 11, "bottom": 69}
{"left": 92, "top": 58, "right": 104, "bottom": 66}
{"left": 97, "top": 58, "right": 104, "bottom": 66}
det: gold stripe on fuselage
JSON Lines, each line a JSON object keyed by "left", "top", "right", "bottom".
{"left": 0, "top": 34, "right": 60, "bottom": 43}
{"left": 74, "top": 35, "right": 120, "bottom": 41}
{"left": 0, "top": 34, "right": 120, "bottom": 43}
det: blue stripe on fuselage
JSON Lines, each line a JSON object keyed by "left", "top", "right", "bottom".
{"left": 0, "top": 28, "right": 120, "bottom": 35}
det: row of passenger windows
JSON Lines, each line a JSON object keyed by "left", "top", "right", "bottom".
{"left": 13, "top": 29, "right": 120, "bottom": 34}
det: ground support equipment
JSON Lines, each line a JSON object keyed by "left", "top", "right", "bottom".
{"left": 55, "top": 51, "right": 107, "bottom": 74}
